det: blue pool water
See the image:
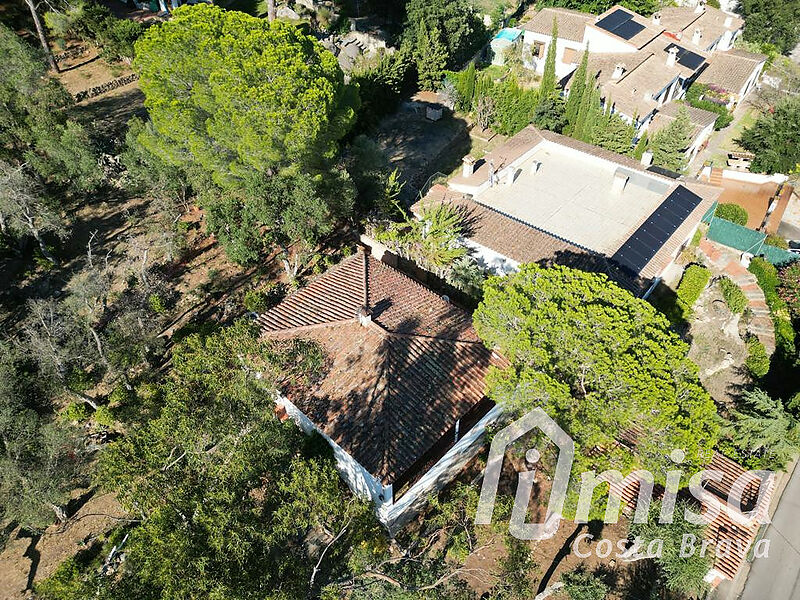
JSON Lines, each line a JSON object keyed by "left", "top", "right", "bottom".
{"left": 494, "top": 28, "right": 522, "bottom": 42}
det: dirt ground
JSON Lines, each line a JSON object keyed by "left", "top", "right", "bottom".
{"left": 688, "top": 279, "right": 750, "bottom": 407}
{"left": 56, "top": 50, "right": 135, "bottom": 97}
{"left": 0, "top": 492, "right": 127, "bottom": 600}
{"left": 714, "top": 178, "right": 779, "bottom": 230}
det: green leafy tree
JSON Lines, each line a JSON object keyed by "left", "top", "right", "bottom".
{"left": 738, "top": 96, "right": 800, "bottom": 174}
{"left": 351, "top": 49, "right": 413, "bottom": 130}
{"left": 572, "top": 80, "right": 603, "bottom": 143}
{"left": 593, "top": 112, "right": 635, "bottom": 154}
{"left": 538, "top": 18, "right": 559, "bottom": 102}
{"left": 778, "top": 261, "right": 800, "bottom": 320}
{"left": 133, "top": 4, "right": 358, "bottom": 186}
{"left": 97, "top": 321, "right": 379, "bottom": 598}
{"left": 0, "top": 342, "right": 85, "bottom": 530}
{"left": 204, "top": 169, "right": 355, "bottom": 279}
{"left": 650, "top": 106, "right": 693, "bottom": 172}
{"left": 0, "top": 23, "right": 100, "bottom": 190}
{"left": 629, "top": 500, "right": 713, "bottom": 597}
{"left": 491, "top": 77, "right": 539, "bottom": 135}
{"left": 474, "top": 265, "right": 719, "bottom": 482}
{"left": 404, "top": 0, "right": 485, "bottom": 71}
{"left": 532, "top": 93, "right": 567, "bottom": 132}
{"left": 738, "top": 0, "right": 800, "bottom": 54}
{"left": 415, "top": 21, "right": 449, "bottom": 91}
{"left": 0, "top": 162, "right": 67, "bottom": 263}
{"left": 722, "top": 388, "right": 800, "bottom": 469}
{"left": 561, "top": 568, "right": 609, "bottom": 600}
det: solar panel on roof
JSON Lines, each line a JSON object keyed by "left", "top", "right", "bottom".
{"left": 664, "top": 43, "right": 705, "bottom": 70}
{"left": 596, "top": 8, "right": 631, "bottom": 32}
{"left": 611, "top": 186, "right": 702, "bottom": 274}
{"left": 614, "top": 20, "right": 645, "bottom": 40}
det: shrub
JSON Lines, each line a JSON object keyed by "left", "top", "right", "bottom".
{"left": 562, "top": 568, "right": 609, "bottom": 600}
{"left": 61, "top": 402, "right": 89, "bottom": 423}
{"left": 676, "top": 265, "right": 711, "bottom": 317}
{"left": 745, "top": 337, "right": 771, "bottom": 378}
{"left": 243, "top": 283, "right": 286, "bottom": 312}
{"left": 93, "top": 405, "right": 115, "bottom": 428}
{"left": 147, "top": 293, "right": 167, "bottom": 314}
{"left": 715, "top": 203, "right": 749, "bottom": 226}
{"left": 685, "top": 83, "right": 734, "bottom": 129}
{"left": 766, "top": 234, "right": 789, "bottom": 250}
{"left": 749, "top": 257, "right": 796, "bottom": 357}
{"left": 779, "top": 261, "right": 800, "bottom": 319}
{"left": 719, "top": 277, "right": 748, "bottom": 314}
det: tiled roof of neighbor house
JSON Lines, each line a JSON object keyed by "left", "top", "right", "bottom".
{"left": 609, "top": 428, "right": 775, "bottom": 581}
{"left": 521, "top": 6, "right": 595, "bottom": 42}
{"left": 697, "top": 48, "right": 766, "bottom": 93}
{"left": 257, "top": 250, "right": 503, "bottom": 484}
{"left": 411, "top": 185, "right": 649, "bottom": 294}
{"left": 648, "top": 101, "right": 720, "bottom": 142}
{"left": 659, "top": 5, "right": 743, "bottom": 51}
{"left": 574, "top": 35, "right": 708, "bottom": 119}
{"left": 587, "top": 5, "right": 663, "bottom": 49}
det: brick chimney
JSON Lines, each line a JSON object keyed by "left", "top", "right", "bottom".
{"left": 692, "top": 27, "right": 702, "bottom": 45}
{"left": 357, "top": 304, "right": 372, "bottom": 327}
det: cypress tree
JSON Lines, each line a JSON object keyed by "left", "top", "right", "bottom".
{"left": 538, "top": 17, "right": 559, "bottom": 101}
{"left": 461, "top": 61, "right": 476, "bottom": 111}
{"left": 564, "top": 49, "right": 589, "bottom": 135}
{"left": 594, "top": 112, "right": 636, "bottom": 155}
{"left": 415, "top": 21, "right": 449, "bottom": 91}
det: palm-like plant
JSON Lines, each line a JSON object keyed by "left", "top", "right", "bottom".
{"left": 723, "top": 388, "right": 800, "bottom": 470}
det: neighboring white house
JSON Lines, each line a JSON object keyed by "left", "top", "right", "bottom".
{"left": 257, "top": 249, "right": 507, "bottom": 531}
{"left": 413, "top": 126, "right": 723, "bottom": 295}
{"left": 645, "top": 101, "right": 719, "bottom": 165}
{"left": 520, "top": 7, "right": 595, "bottom": 78}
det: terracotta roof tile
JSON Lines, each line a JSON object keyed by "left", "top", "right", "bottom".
{"left": 259, "top": 251, "right": 502, "bottom": 484}
{"left": 521, "top": 7, "right": 595, "bottom": 42}
{"left": 697, "top": 49, "right": 766, "bottom": 93}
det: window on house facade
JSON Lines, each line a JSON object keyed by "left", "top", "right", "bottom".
{"left": 534, "top": 41, "right": 546, "bottom": 58}
{"left": 562, "top": 47, "right": 578, "bottom": 63}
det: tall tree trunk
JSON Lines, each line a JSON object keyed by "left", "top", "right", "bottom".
{"left": 267, "top": 0, "right": 276, "bottom": 21}
{"left": 32, "top": 229, "right": 58, "bottom": 264}
{"left": 23, "top": 0, "right": 58, "bottom": 73}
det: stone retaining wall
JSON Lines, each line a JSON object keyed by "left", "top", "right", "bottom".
{"left": 74, "top": 73, "right": 139, "bottom": 102}
{"left": 54, "top": 45, "right": 90, "bottom": 63}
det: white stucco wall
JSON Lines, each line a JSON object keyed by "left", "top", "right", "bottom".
{"left": 522, "top": 31, "right": 585, "bottom": 78}
{"left": 583, "top": 25, "right": 638, "bottom": 53}
{"left": 380, "top": 404, "right": 505, "bottom": 532}
{"left": 275, "top": 393, "right": 504, "bottom": 532}
{"left": 276, "top": 393, "right": 392, "bottom": 512}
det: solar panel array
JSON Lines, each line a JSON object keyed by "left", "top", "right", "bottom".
{"left": 595, "top": 9, "right": 646, "bottom": 40}
{"left": 664, "top": 43, "right": 705, "bottom": 70}
{"left": 611, "top": 186, "right": 702, "bottom": 274}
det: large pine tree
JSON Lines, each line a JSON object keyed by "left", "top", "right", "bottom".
{"left": 594, "top": 112, "right": 636, "bottom": 155}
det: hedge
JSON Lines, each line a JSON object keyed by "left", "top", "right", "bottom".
{"left": 745, "top": 337, "right": 770, "bottom": 378}
{"left": 685, "top": 83, "right": 734, "bottom": 130}
{"left": 749, "top": 257, "right": 797, "bottom": 356}
{"left": 719, "top": 277, "right": 748, "bottom": 314}
{"left": 715, "top": 203, "right": 749, "bottom": 226}
{"left": 676, "top": 264, "right": 711, "bottom": 318}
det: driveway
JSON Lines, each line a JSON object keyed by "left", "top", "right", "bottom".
{"left": 739, "top": 464, "right": 800, "bottom": 599}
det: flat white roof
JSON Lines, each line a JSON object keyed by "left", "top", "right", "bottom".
{"left": 473, "top": 141, "right": 673, "bottom": 254}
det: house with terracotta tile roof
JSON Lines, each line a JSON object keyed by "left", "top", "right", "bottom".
{"left": 608, "top": 429, "right": 775, "bottom": 587}
{"left": 646, "top": 101, "right": 720, "bottom": 163}
{"left": 515, "top": 2, "right": 763, "bottom": 150}
{"left": 413, "top": 126, "right": 721, "bottom": 297}
{"left": 257, "top": 248, "right": 507, "bottom": 529}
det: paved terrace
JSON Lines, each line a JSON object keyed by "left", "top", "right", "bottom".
{"left": 472, "top": 142, "right": 674, "bottom": 254}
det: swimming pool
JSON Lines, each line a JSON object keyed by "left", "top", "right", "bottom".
{"left": 493, "top": 28, "right": 522, "bottom": 42}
